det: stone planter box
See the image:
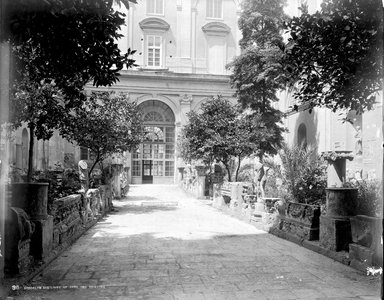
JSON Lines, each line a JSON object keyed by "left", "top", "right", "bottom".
{"left": 349, "top": 215, "right": 383, "bottom": 270}
{"left": 279, "top": 202, "right": 321, "bottom": 241}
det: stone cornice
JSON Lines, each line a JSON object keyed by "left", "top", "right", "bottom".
{"left": 118, "top": 70, "right": 231, "bottom": 84}
{"left": 139, "top": 17, "right": 170, "bottom": 31}
{"left": 202, "top": 22, "right": 231, "bottom": 36}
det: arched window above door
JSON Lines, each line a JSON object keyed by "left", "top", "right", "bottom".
{"left": 139, "top": 100, "right": 175, "bottom": 124}
{"left": 144, "top": 111, "right": 164, "bottom": 122}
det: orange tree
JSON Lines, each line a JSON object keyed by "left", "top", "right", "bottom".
{"left": 60, "top": 92, "right": 143, "bottom": 179}
{"left": 178, "top": 96, "right": 284, "bottom": 181}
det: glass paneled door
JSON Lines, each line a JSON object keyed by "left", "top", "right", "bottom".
{"left": 133, "top": 100, "right": 176, "bottom": 184}
{"left": 142, "top": 159, "right": 153, "bottom": 184}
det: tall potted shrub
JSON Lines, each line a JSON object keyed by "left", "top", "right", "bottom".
{"left": 277, "top": 144, "right": 326, "bottom": 241}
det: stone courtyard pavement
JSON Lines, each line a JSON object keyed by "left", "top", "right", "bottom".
{"left": 10, "top": 185, "right": 381, "bottom": 300}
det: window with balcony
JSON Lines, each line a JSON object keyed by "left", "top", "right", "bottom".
{"left": 207, "top": 0, "right": 222, "bottom": 19}
{"left": 147, "top": 0, "right": 164, "bottom": 15}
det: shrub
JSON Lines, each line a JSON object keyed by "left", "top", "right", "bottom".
{"left": 346, "top": 179, "right": 383, "bottom": 218}
{"left": 279, "top": 143, "right": 327, "bottom": 205}
{"left": 237, "top": 163, "right": 254, "bottom": 183}
{"left": 33, "top": 167, "right": 81, "bottom": 213}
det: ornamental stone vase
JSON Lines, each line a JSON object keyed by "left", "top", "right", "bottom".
{"left": 322, "top": 151, "right": 354, "bottom": 187}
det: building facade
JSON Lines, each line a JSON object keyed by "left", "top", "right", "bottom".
{"left": 104, "top": 0, "right": 242, "bottom": 184}
{"left": 4, "top": 0, "right": 382, "bottom": 185}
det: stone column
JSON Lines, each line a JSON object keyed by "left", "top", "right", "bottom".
{"left": 191, "top": 6, "right": 197, "bottom": 72}
{"left": 176, "top": 0, "right": 191, "bottom": 59}
{"left": 235, "top": 9, "right": 242, "bottom": 56}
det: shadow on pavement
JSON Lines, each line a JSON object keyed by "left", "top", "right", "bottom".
{"left": 116, "top": 205, "right": 178, "bottom": 215}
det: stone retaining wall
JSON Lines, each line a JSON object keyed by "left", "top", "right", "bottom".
{"left": 5, "top": 184, "right": 113, "bottom": 276}
{"left": 279, "top": 202, "right": 320, "bottom": 241}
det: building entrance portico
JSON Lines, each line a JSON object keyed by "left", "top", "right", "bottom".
{"left": 132, "top": 100, "right": 176, "bottom": 184}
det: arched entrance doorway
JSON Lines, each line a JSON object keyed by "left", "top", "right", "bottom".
{"left": 132, "top": 100, "right": 176, "bottom": 184}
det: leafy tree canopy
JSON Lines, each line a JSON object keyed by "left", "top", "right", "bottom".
{"left": 60, "top": 92, "right": 144, "bottom": 176}
{"left": 228, "top": 0, "right": 288, "bottom": 112}
{"left": 6, "top": 0, "right": 137, "bottom": 180}
{"left": 283, "top": 0, "right": 383, "bottom": 114}
{"left": 178, "top": 96, "right": 284, "bottom": 181}
{"left": 7, "top": 0, "right": 137, "bottom": 92}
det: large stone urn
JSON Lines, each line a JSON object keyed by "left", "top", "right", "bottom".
{"left": 322, "top": 151, "right": 354, "bottom": 187}
{"left": 325, "top": 187, "right": 358, "bottom": 217}
{"left": 10, "top": 182, "right": 49, "bottom": 220}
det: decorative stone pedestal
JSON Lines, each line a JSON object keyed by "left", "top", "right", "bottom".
{"left": 320, "top": 216, "right": 351, "bottom": 251}
{"left": 250, "top": 199, "right": 266, "bottom": 223}
{"left": 319, "top": 187, "right": 358, "bottom": 252}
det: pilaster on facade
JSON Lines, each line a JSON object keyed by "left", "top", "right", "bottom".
{"left": 191, "top": 6, "right": 197, "bottom": 73}
{"left": 179, "top": 94, "right": 193, "bottom": 125}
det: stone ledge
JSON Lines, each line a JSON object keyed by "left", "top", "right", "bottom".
{"left": 268, "top": 228, "right": 351, "bottom": 266}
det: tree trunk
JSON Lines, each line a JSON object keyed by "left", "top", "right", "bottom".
{"left": 224, "top": 163, "right": 232, "bottom": 182}
{"left": 88, "top": 153, "right": 101, "bottom": 180}
{"left": 235, "top": 155, "right": 242, "bottom": 182}
{"left": 27, "top": 124, "right": 35, "bottom": 182}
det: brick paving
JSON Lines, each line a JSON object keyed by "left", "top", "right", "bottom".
{"left": 10, "top": 184, "right": 381, "bottom": 299}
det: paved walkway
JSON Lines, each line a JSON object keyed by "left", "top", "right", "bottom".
{"left": 11, "top": 185, "right": 380, "bottom": 299}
